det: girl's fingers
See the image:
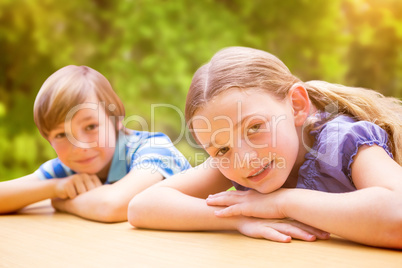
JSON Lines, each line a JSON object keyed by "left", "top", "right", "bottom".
{"left": 253, "top": 227, "right": 292, "bottom": 243}
{"left": 214, "top": 205, "right": 244, "bottom": 217}
{"left": 206, "top": 193, "right": 244, "bottom": 207}
{"left": 208, "top": 190, "right": 247, "bottom": 199}
{"left": 270, "top": 222, "right": 317, "bottom": 242}
{"left": 240, "top": 223, "right": 291, "bottom": 243}
{"left": 288, "top": 220, "right": 330, "bottom": 240}
{"left": 250, "top": 222, "right": 317, "bottom": 242}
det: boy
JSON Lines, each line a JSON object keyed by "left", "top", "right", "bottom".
{"left": 0, "top": 65, "right": 191, "bottom": 222}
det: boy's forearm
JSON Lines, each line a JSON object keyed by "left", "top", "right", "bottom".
{"left": 0, "top": 176, "right": 58, "bottom": 213}
{"left": 281, "top": 187, "right": 402, "bottom": 248}
{"left": 52, "top": 184, "right": 128, "bottom": 222}
{"left": 54, "top": 169, "right": 165, "bottom": 223}
{"left": 128, "top": 187, "right": 240, "bottom": 231}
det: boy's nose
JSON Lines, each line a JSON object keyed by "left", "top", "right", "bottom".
{"left": 69, "top": 132, "right": 97, "bottom": 150}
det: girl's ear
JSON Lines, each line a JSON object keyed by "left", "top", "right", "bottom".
{"left": 287, "top": 83, "right": 310, "bottom": 127}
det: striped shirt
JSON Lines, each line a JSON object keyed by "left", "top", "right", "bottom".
{"left": 34, "top": 130, "right": 191, "bottom": 184}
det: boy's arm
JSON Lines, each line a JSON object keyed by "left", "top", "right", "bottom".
{"left": 51, "top": 167, "right": 164, "bottom": 222}
{"left": 0, "top": 174, "right": 57, "bottom": 213}
{"left": 0, "top": 173, "right": 101, "bottom": 214}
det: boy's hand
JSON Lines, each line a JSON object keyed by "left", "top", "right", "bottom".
{"left": 54, "top": 174, "right": 102, "bottom": 199}
{"left": 236, "top": 217, "right": 330, "bottom": 242}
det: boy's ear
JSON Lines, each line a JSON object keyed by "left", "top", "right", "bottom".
{"left": 117, "top": 120, "right": 124, "bottom": 131}
{"left": 287, "top": 83, "right": 310, "bottom": 127}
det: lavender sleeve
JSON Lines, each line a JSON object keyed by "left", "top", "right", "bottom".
{"left": 297, "top": 115, "right": 393, "bottom": 193}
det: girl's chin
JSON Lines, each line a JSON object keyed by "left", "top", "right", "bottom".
{"left": 253, "top": 180, "right": 285, "bottom": 194}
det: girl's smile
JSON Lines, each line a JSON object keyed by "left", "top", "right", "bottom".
{"left": 247, "top": 160, "right": 273, "bottom": 182}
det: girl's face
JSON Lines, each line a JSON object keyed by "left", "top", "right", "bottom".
{"left": 47, "top": 94, "right": 121, "bottom": 179}
{"left": 192, "top": 88, "right": 300, "bottom": 193}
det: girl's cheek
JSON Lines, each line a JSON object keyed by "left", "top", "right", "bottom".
{"left": 217, "top": 159, "right": 237, "bottom": 181}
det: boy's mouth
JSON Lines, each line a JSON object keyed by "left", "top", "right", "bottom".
{"left": 75, "top": 155, "right": 97, "bottom": 164}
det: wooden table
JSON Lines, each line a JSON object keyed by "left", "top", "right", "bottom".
{"left": 1, "top": 200, "right": 400, "bottom": 268}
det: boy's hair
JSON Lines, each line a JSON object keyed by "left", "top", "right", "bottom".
{"left": 185, "top": 46, "right": 402, "bottom": 164}
{"left": 34, "top": 65, "right": 125, "bottom": 138}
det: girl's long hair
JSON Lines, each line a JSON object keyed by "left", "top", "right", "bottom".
{"left": 185, "top": 46, "right": 402, "bottom": 164}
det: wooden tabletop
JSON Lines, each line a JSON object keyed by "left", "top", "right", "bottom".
{"left": 1, "top": 200, "right": 400, "bottom": 268}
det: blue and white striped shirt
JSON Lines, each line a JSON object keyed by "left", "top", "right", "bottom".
{"left": 35, "top": 130, "right": 191, "bottom": 184}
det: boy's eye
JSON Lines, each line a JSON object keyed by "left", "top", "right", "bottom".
{"left": 53, "top": 132, "right": 66, "bottom": 140}
{"left": 85, "top": 124, "right": 98, "bottom": 131}
{"left": 216, "top": 147, "right": 230, "bottom": 156}
{"left": 54, "top": 133, "right": 66, "bottom": 139}
{"left": 247, "top": 124, "right": 262, "bottom": 134}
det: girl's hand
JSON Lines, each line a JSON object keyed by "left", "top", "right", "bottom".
{"left": 208, "top": 189, "right": 330, "bottom": 242}
{"left": 206, "top": 189, "right": 289, "bottom": 219}
{"left": 54, "top": 173, "right": 102, "bottom": 199}
{"left": 237, "top": 217, "right": 330, "bottom": 242}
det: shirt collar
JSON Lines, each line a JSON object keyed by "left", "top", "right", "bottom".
{"left": 106, "top": 131, "right": 128, "bottom": 184}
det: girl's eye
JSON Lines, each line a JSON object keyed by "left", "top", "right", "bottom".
{"left": 216, "top": 147, "right": 230, "bottom": 156}
{"left": 247, "top": 124, "right": 261, "bottom": 134}
{"left": 85, "top": 124, "right": 98, "bottom": 131}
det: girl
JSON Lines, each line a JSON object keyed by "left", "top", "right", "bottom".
{"left": 129, "top": 47, "right": 402, "bottom": 249}
{"left": 0, "top": 65, "right": 191, "bottom": 222}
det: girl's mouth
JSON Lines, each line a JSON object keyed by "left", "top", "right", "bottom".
{"left": 247, "top": 160, "right": 273, "bottom": 182}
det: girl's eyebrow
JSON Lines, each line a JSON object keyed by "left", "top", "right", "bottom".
{"left": 204, "top": 113, "right": 258, "bottom": 149}
{"left": 233, "top": 113, "right": 258, "bottom": 129}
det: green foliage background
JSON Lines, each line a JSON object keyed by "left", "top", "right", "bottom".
{"left": 1, "top": 0, "right": 402, "bottom": 180}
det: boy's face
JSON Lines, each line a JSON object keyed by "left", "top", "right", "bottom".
{"left": 47, "top": 95, "right": 121, "bottom": 179}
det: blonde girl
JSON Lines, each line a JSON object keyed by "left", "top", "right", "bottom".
{"left": 0, "top": 65, "right": 190, "bottom": 221}
{"left": 129, "top": 47, "right": 402, "bottom": 249}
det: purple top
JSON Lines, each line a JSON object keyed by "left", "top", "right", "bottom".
{"left": 296, "top": 113, "right": 392, "bottom": 193}
{"left": 233, "top": 113, "right": 393, "bottom": 193}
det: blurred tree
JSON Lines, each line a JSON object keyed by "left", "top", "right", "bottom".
{"left": 342, "top": 0, "right": 402, "bottom": 96}
{"left": 0, "top": 0, "right": 401, "bottom": 180}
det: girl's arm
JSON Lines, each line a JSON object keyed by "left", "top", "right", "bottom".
{"left": 128, "top": 158, "right": 330, "bottom": 242}
{"left": 0, "top": 173, "right": 101, "bottom": 214}
{"left": 207, "top": 145, "right": 402, "bottom": 248}
{"left": 51, "top": 167, "right": 164, "bottom": 222}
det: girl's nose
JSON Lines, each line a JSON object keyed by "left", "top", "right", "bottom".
{"left": 234, "top": 145, "right": 259, "bottom": 168}
{"left": 245, "top": 150, "right": 258, "bottom": 166}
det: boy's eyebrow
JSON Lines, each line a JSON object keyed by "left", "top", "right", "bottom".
{"left": 76, "top": 115, "right": 98, "bottom": 123}
{"left": 204, "top": 113, "right": 258, "bottom": 149}
{"left": 51, "top": 123, "right": 65, "bottom": 132}
{"left": 50, "top": 115, "right": 98, "bottom": 133}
